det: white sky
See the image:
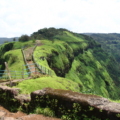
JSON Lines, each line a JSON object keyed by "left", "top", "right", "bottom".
{"left": 0, "top": 0, "right": 120, "bottom": 37}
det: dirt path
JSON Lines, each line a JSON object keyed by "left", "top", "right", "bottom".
{"left": 23, "top": 41, "right": 41, "bottom": 76}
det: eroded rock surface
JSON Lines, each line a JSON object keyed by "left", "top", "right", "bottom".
{"left": 0, "top": 86, "right": 120, "bottom": 119}
{"left": 31, "top": 88, "right": 120, "bottom": 120}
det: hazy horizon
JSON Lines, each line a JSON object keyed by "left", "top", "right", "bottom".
{"left": 0, "top": 0, "right": 120, "bottom": 37}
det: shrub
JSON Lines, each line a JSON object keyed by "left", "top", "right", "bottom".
{"left": 19, "top": 35, "right": 30, "bottom": 42}
{"left": 43, "top": 107, "right": 55, "bottom": 117}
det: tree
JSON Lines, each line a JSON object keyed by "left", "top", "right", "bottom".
{"left": 19, "top": 35, "right": 30, "bottom": 42}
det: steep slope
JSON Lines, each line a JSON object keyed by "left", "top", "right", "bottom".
{"left": 84, "top": 33, "right": 120, "bottom": 64}
{"left": 1, "top": 28, "right": 120, "bottom": 99}
{"left": 32, "top": 28, "right": 120, "bottom": 99}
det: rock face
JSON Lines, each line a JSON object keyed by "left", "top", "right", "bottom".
{"left": 31, "top": 88, "right": 120, "bottom": 120}
{"left": 0, "top": 86, "right": 30, "bottom": 112}
{"left": 0, "top": 85, "right": 120, "bottom": 119}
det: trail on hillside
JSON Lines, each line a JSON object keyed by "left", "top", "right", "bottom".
{"left": 0, "top": 41, "right": 61, "bottom": 120}
{"left": 23, "top": 40, "right": 42, "bottom": 76}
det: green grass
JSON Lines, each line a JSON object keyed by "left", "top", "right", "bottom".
{"left": 2, "top": 49, "right": 28, "bottom": 79}
{"left": 0, "top": 40, "right": 35, "bottom": 51}
{"left": 33, "top": 40, "right": 57, "bottom": 76}
{"left": 65, "top": 49, "right": 119, "bottom": 99}
{"left": 13, "top": 40, "right": 35, "bottom": 49}
{"left": 33, "top": 40, "right": 74, "bottom": 76}
{"left": 15, "top": 76, "right": 80, "bottom": 94}
{"left": 32, "top": 32, "right": 120, "bottom": 99}
{"left": 55, "top": 31, "right": 84, "bottom": 42}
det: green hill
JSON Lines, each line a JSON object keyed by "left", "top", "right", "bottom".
{"left": 0, "top": 28, "right": 120, "bottom": 100}
{"left": 84, "top": 33, "right": 120, "bottom": 64}
{"left": 32, "top": 28, "right": 120, "bottom": 99}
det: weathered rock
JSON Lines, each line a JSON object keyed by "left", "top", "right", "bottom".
{"left": 0, "top": 110, "right": 6, "bottom": 117}
{"left": 18, "top": 114, "right": 61, "bottom": 120}
{"left": 14, "top": 94, "right": 30, "bottom": 104}
{"left": 3, "top": 117, "right": 16, "bottom": 120}
{"left": 0, "top": 86, "right": 20, "bottom": 97}
{"left": 31, "top": 88, "right": 120, "bottom": 119}
{"left": 1, "top": 86, "right": 120, "bottom": 119}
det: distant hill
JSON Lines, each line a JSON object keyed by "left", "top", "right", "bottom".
{"left": 83, "top": 33, "right": 120, "bottom": 64}
{"left": 0, "top": 37, "right": 19, "bottom": 45}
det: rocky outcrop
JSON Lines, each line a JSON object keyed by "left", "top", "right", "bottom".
{"left": 0, "top": 86, "right": 20, "bottom": 96}
{"left": 30, "top": 88, "right": 120, "bottom": 120}
{"left": 0, "top": 86, "right": 30, "bottom": 112}
{"left": 0, "top": 86, "right": 120, "bottom": 119}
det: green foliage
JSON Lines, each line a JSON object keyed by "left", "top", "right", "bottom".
{"left": 116, "top": 113, "right": 120, "bottom": 118}
{"left": 88, "top": 33, "right": 120, "bottom": 64}
{"left": 32, "top": 28, "right": 120, "bottom": 99}
{"left": 19, "top": 34, "right": 30, "bottom": 42}
{"left": 34, "top": 107, "right": 55, "bottom": 117}
{"left": 15, "top": 76, "right": 80, "bottom": 94}
{"left": 33, "top": 40, "right": 74, "bottom": 76}
{"left": 35, "top": 107, "right": 44, "bottom": 114}
{"left": 31, "top": 27, "right": 68, "bottom": 40}
{"left": 1, "top": 49, "right": 28, "bottom": 79}
{"left": 43, "top": 107, "right": 55, "bottom": 117}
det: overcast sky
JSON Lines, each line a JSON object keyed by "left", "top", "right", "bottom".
{"left": 0, "top": 0, "right": 120, "bottom": 37}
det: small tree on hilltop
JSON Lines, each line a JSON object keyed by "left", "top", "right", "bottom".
{"left": 19, "top": 35, "right": 30, "bottom": 42}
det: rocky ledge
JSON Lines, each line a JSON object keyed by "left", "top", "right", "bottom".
{"left": 31, "top": 88, "right": 120, "bottom": 120}
{"left": 0, "top": 85, "right": 120, "bottom": 119}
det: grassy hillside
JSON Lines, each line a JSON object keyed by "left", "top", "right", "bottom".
{"left": 2, "top": 49, "right": 28, "bottom": 79}
{"left": 15, "top": 76, "right": 80, "bottom": 94}
{"left": 32, "top": 28, "right": 120, "bottom": 99}
{"left": 0, "top": 41, "right": 35, "bottom": 79}
{"left": 1, "top": 28, "right": 120, "bottom": 100}
{"left": 85, "top": 33, "right": 120, "bottom": 64}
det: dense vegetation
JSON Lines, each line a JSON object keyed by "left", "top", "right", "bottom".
{"left": 19, "top": 34, "right": 30, "bottom": 42}
{"left": 85, "top": 33, "right": 120, "bottom": 64}
{"left": 32, "top": 28, "right": 120, "bottom": 99}
{"left": 0, "top": 28, "right": 120, "bottom": 100}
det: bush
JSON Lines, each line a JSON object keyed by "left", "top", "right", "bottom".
{"left": 19, "top": 35, "right": 30, "bottom": 42}
{"left": 43, "top": 107, "right": 55, "bottom": 117}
